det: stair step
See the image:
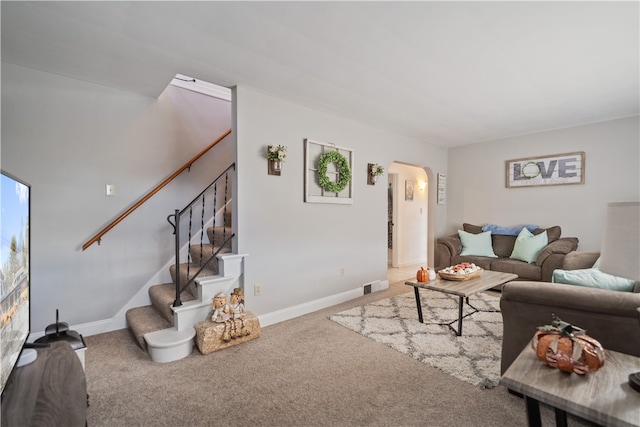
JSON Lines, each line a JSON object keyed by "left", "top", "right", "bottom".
{"left": 125, "top": 167, "right": 235, "bottom": 362}
{"left": 206, "top": 226, "right": 233, "bottom": 248}
{"left": 189, "top": 244, "right": 232, "bottom": 265}
{"left": 149, "top": 283, "right": 197, "bottom": 323}
{"left": 169, "top": 263, "right": 218, "bottom": 291}
{"left": 145, "top": 327, "right": 196, "bottom": 363}
{"left": 126, "top": 305, "right": 172, "bottom": 350}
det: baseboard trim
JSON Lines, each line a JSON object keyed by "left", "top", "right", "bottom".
{"left": 29, "top": 318, "right": 113, "bottom": 342}
{"left": 36, "top": 280, "right": 387, "bottom": 338}
{"left": 257, "top": 280, "right": 385, "bottom": 328}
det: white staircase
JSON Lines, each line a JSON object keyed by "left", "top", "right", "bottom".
{"left": 133, "top": 253, "right": 247, "bottom": 363}
{"left": 125, "top": 164, "right": 247, "bottom": 363}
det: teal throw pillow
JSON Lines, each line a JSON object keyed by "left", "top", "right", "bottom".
{"left": 458, "top": 230, "right": 497, "bottom": 258}
{"left": 552, "top": 268, "right": 636, "bottom": 292}
{"left": 510, "top": 227, "right": 548, "bottom": 264}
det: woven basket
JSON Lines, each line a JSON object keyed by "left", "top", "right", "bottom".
{"left": 438, "top": 268, "right": 483, "bottom": 281}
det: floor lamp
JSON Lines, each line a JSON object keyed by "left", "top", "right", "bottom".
{"left": 598, "top": 201, "right": 640, "bottom": 392}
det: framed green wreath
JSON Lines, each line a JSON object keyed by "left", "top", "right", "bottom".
{"left": 317, "top": 150, "right": 352, "bottom": 193}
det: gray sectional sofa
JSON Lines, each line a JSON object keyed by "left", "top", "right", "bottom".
{"left": 500, "top": 251, "right": 640, "bottom": 374}
{"left": 436, "top": 223, "right": 579, "bottom": 282}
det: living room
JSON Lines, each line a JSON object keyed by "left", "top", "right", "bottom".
{"left": 1, "top": 2, "right": 638, "bottom": 425}
{"left": 2, "top": 0, "right": 637, "bottom": 339}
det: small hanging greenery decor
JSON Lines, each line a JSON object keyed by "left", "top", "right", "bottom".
{"left": 317, "top": 150, "right": 352, "bottom": 193}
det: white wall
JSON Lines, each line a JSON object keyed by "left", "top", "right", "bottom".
{"left": 5, "top": 62, "right": 634, "bottom": 335}
{"left": 1, "top": 63, "right": 232, "bottom": 332}
{"left": 233, "top": 86, "right": 448, "bottom": 316}
{"left": 446, "top": 116, "right": 640, "bottom": 251}
{"left": 5, "top": 60, "right": 635, "bottom": 336}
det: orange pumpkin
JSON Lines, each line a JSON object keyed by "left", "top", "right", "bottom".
{"left": 416, "top": 267, "right": 429, "bottom": 282}
{"left": 531, "top": 316, "right": 605, "bottom": 374}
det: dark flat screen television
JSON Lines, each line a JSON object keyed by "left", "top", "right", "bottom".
{"left": 0, "top": 170, "right": 31, "bottom": 396}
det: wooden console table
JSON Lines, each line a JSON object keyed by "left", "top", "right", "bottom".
{"left": 501, "top": 343, "right": 640, "bottom": 427}
{"left": 1, "top": 341, "right": 87, "bottom": 426}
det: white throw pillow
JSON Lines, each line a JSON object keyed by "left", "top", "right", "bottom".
{"left": 552, "top": 268, "right": 637, "bottom": 292}
{"left": 510, "top": 228, "right": 548, "bottom": 264}
{"left": 458, "top": 230, "right": 497, "bottom": 258}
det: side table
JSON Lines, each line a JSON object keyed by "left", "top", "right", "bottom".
{"left": 500, "top": 343, "right": 640, "bottom": 427}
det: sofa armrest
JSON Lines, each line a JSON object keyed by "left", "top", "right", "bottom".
{"left": 536, "top": 237, "right": 578, "bottom": 265}
{"left": 436, "top": 235, "right": 462, "bottom": 268}
{"left": 500, "top": 281, "right": 640, "bottom": 374}
{"left": 562, "top": 251, "right": 600, "bottom": 270}
{"left": 536, "top": 237, "right": 579, "bottom": 281}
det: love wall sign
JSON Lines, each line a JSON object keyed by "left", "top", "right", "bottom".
{"left": 505, "top": 152, "right": 585, "bottom": 188}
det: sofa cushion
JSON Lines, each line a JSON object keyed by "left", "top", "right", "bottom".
{"left": 462, "top": 223, "right": 559, "bottom": 258}
{"left": 458, "top": 230, "right": 497, "bottom": 258}
{"left": 491, "top": 258, "right": 542, "bottom": 280}
{"left": 510, "top": 228, "right": 548, "bottom": 264}
{"left": 463, "top": 223, "right": 519, "bottom": 257}
{"left": 492, "top": 235, "right": 518, "bottom": 258}
{"left": 552, "top": 268, "right": 637, "bottom": 292}
{"left": 534, "top": 225, "right": 561, "bottom": 243}
{"left": 465, "top": 223, "right": 561, "bottom": 243}
{"left": 462, "top": 223, "right": 483, "bottom": 234}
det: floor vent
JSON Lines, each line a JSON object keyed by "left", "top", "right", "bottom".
{"left": 363, "top": 284, "right": 372, "bottom": 295}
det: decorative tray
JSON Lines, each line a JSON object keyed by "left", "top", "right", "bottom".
{"left": 438, "top": 268, "right": 484, "bottom": 281}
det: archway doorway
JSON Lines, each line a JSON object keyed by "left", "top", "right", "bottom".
{"left": 387, "top": 162, "right": 431, "bottom": 269}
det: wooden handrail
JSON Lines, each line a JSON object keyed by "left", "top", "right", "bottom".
{"left": 82, "top": 128, "right": 232, "bottom": 250}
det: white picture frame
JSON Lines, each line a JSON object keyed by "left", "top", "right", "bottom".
{"left": 304, "top": 139, "right": 354, "bottom": 204}
{"left": 437, "top": 173, "right": 446, "bottom": 205}
{"left": 405, "top": 180, "right": 414, "bottom": 201}
{"left": 506, "top": 152, "right": 585, "bottom": 188}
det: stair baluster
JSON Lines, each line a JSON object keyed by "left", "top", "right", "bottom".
{"left": 223, "top": 172, "right": 229, "bottom": 243}
{"left": 169, "top": 164, "right": 236, "bottom": 308}
{"left": 166, "top": 209, "right": 182, "bottom": 307}
{"left": 127, "top": 161, "right": 239, "bottom": 362}
{"left": 199, "top": 193, "right": 206, "bottom": 265}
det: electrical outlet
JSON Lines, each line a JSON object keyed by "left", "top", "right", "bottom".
{"left": 254, "top": 283, "right": 262, "bottom": 296}
{"left": 340, "top": 267, "right": 345, "bottom": 277}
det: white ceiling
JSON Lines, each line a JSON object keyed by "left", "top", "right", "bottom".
{"left": 2, "top": 1, "right": 638, "bottom": 147}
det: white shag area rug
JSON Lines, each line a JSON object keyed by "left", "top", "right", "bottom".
{"left": 329, "top": 290, "right": 503, "bottom": 389}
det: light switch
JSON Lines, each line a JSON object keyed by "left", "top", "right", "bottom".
{"left": 106, "top": 184, "right": 116, "bottom": 196}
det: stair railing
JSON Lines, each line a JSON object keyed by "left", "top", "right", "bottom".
{"left": 82, "top": 129, "right": 232, "bottom": 251}
{"left": 166, "top": 163, "right": 235, "bottom": 307}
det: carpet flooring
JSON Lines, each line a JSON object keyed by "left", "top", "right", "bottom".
{"left": 329, "top": 290, "right": 502, "bottom": 389}
{"left": 83, "top": 280, "right": 595, "bottom": 426}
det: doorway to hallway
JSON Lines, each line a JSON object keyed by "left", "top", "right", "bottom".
{"left": 387, "top": 162, "right": 429, "bottom": 268}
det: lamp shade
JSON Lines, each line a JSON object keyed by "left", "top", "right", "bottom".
{"left": 598, "top": 201, "right": 640, "bottom": 282}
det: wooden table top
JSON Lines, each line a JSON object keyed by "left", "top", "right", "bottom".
{"left": 405, "top": 270, "right": 518, "bottom": 297}
{"left": 501, "top": 344, "right": 640, "bottom": 427}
